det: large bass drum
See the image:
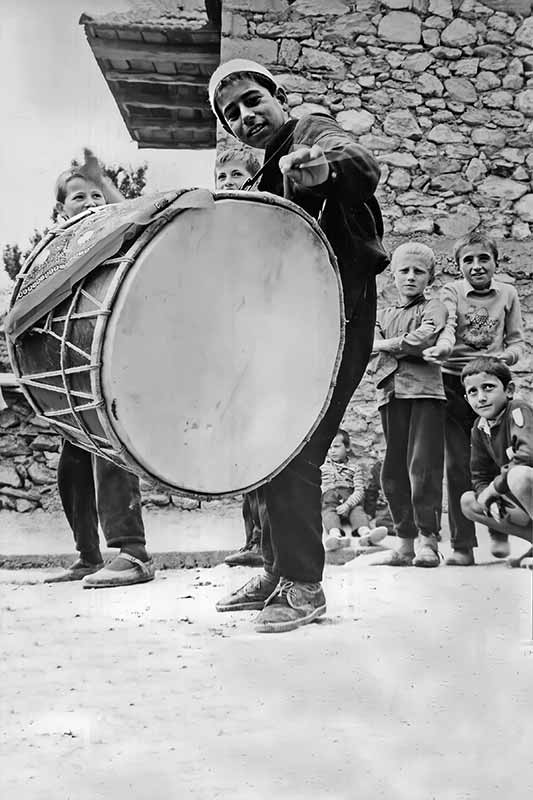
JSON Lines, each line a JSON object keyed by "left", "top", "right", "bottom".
{"left": 8, "top": 191, "right": 345, "bottom": 497}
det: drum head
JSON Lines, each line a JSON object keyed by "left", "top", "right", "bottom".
{"left": 101, "top": 194, "right": 343, "bottom": 495}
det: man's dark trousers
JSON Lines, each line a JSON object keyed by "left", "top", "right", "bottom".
{"left": 258, "top": 278, "right": 376, "bottom": 583}
{"left": 58, "top": 440, "right": 146, "bottom": 557}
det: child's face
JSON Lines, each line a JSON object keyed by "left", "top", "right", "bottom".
{"left": 463, "top": 372, "right": 514, "bottom": 420}
{"left": 217, "top": 78, "right": 287, "bottom": 149}
{"left": 328, "top": 435, "right": 348, "bottom": 462}
{"left": 458, "top": 243, "right": 496, "bottom": 290}
{"left": 215, "top": 160, "right": 252, "bottom": 190}
{"left": 392, "top": 252, "right": 432, "bottom": 300}
{"left": 60, "top": 177, "right": 106, "bottom": 219}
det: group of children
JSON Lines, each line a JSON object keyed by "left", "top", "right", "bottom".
{"left": 35, "top": 56, "right": 533, "bottom": 637}
{"left": 215, "top": 121, "right": 532, "bottom": 575}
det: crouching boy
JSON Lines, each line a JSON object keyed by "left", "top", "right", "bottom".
{"left": 460, "top": 357, "right": 533, "bottom": 566}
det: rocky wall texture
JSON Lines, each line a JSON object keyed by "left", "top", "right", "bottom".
{"left": 221, "top": 0, "right": 533, "bottom": 240}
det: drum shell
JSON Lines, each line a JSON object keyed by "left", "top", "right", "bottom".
{"left": 8, "top": 193, "right": 345, "bottom": 497}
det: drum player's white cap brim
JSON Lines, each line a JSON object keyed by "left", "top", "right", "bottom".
{"left": 208, "top": 59, "right": 279, "bottom": 134}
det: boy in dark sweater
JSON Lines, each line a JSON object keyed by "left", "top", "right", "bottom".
{"left": 209, "top": 58, "right": 388, "bottom": 632}
{"left": 460, "top": 357, "right": 532, "bottom": 565}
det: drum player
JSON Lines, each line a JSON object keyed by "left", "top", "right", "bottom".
{"left": 45, "top": 154, "right": 155, "bottom": 589}
{"left": 209, "top": 59, "right": 389, "bottom": 633}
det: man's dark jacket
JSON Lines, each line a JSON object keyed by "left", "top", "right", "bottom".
{"left": 258, "top": 114, "right": 389, "bottom": 321}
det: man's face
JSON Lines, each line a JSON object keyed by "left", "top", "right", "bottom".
{"left": 328, "top": 435, "right": 348, "bottom": 463}
{"left": 392, "top": 252, "right": 432, "bottom": 300}
{"left": 463, "top": 372, "right": 513, "bottom": 420}
{"left": 215, "top": 160, "right": 251, "bottom": 190}
{"left": 61, "top": 177, "right": 106, "bottom": 219}
{"left": 458, "top": 243, "right": 496, "bottom": 291}
{"left": 217, "top": 78, "right": 287, "bottom": 149}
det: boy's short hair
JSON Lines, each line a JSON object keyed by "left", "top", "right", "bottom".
{"left": 215, "top": 147, "right": 261, "bottom": 177}
{"left": 461, "top": 357, "right": 512, "bottom": 388}
{"left": 453, "top": 231, "right": 499, "bottom": 267}
{"left": 391, "top": 242, "right": 436, "bottom": 282}
{"left": 336, "top": 429, "right": 351, "bottom": 449}
{"left": 55, "top": 168, "right": 86, "bottom": 204}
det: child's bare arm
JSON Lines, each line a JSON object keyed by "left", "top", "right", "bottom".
{"left": 501, "top": 290, "right": 524, "bottom": 366}
{"left": 423, "top": 286, "right": 457, "bottom": 362}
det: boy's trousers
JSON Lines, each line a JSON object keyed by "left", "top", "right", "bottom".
{"left": 255, "top": 278, "right": 376, "bottom": 584}
{"left": 380, "top": 397, "right": 445, "bottom": 538}
{"left": 242, "top": 492, "right": 262, "bottom": 548}
{"left": 443, "top": 373, "right": 478, "bottom": 550}
{"left": 57, "top": 440, "right": 146, "bottom": 557}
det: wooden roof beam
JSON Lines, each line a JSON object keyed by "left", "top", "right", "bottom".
{"left": 105, "top": 71, "right": 208, "bottom": 86}
{"left": 89, "top": 37, "right": 218, "bottom": 64}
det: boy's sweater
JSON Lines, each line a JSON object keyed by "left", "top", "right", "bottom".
{"left": 470, "top": 399, "right": 533, "bottom": 497}
{"left": 320, "top": 457, "right": 365, "bottom": 508}
{"left": 438, "top": 278, "right": 524, "bottom": 375}
{"left": 372, "top": 294, "right": 448, "bottom": 408}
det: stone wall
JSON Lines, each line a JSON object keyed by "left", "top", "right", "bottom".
{"left": 221, "top": 0, "right": 533, "bottom": 241}
{"left": 220, "top": 0, "right": 533, "bottom": 464}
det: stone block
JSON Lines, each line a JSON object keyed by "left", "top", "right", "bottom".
{"left": 336, "top": 109, "right": 375, "bottom": 135}
{"left": 0, "top": 466, "right": 22, "bottom": 488}
{"left": 512, "top": 222, "right": 531, "bottom": 240}
{"left": 471, "top": 127, "right": 506, "bottom": 148}
{"left": 360, "top": 133, "right": 401, "bottom": 150}
{"left": 275, "top": 73, "right": 326, "bottom": 93}
{"left": 0, "top": 436, "right": 31, "bottom": 457}
{"left": 516, "top": 89, "right": 533, "bottom": 117}
{"left": 221, "top": 37, "right": 278, "bottom": 65}
{"left": 479, "top": 176, "right": 529, "bottom": 201}
{"left": 461, "top": 108, "right": 491, "bottom": 125}
{"left": 226, "top": 0, "right": 288, "bottom": 9}
{"left": 434, "top": 205, "right": 481, "bottom": 237}
{"left": 393, "top": 216, "right": 435, "bottom": 234}
{"left": 422, "top": 29, "right": 440, "bottom": 48}
{"left": 279, "top": 39, "right": 301, "bottom": 68}
{"left": 290, "top": 0, "right": 349, "bottom": 15}
{"left": 465, "top": 158, "right": 487, "bottom": 183}
{"left": 402, "top": 52, "right": 434, "bottom": 72}
{"left": 388, "top": 168, "right": 411, "bottom": 190}
{"left": 383, "top": 109, "right": 422, "bottom": 138}
{"left": 516, "top": 18, "right": 533, "bottom": 50}
{"left": 396, "top": 190, "right": 440, "bottom": 207}
{"left": 378, "top": 152, "right": 418, "bottom": 168}
{"left": 321, "top": 13, "right": 376, "bottom": 41}
{"left": 430, "top": 174, "right": 473, "bottom": 193}
{"left": 452, "top": 58, "right": 479, "bottom": 77}
{"left": 416, "top": 73, "right": 444, "bottom": 96}
{"left": 427, "top": 123, "right": 465, "bottom": 143}
{"left": 492, "top": 110, "right": 525, "bottom": 128}
{"left": 299, "top": 47, "right": 346, "bottom": 78}
{"left": 255, "top": 20, "right": 313, "bottom": 39}
{"left": 444, "top": 77, "right": 477, "bottom": 104}
{"left": 419, "top": 157, "right": 461, "bottom": 175}
{"left": 428, "top": 0, "right": 453, "bottom": 17}
{"left": 441, "top": 19, "right": 477, "bottom": 47}
{"left": 515, "top": 194, "right": 533, "bottom": 223}
{"left": 291, "top": 102, "right": 329, "bottom": 118}
{"left": 30, "top": 435, "right": 60, "bottom": 452}
{"left": 378, "top": 12, "right": 422, "bottom": 44}
{"left": 15, "top": 498, "right": 37, "bottom": 513}
{"left": 382, "top": 0, "right": 412, "bottom": 7}
{"left": 171, "top": 495, "right": 201, "bottom": 510}
{"left": 482, "top": 90, "right": 514, "bottom": 108}
{"left": 27, "top": 463, "right": 56, "bottom": 485}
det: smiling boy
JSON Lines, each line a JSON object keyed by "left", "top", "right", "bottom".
{"left": 424, "top": 233, "right": 524, "bottom": 565}
{"left": 208, "top": 59, "right": 388, "bottom": 633}
{"left": 460, "top": 357, "right": 533, "bottom": 563}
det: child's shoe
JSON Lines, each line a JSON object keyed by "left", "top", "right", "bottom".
{"left": 413, "top": 533, "right": 440, "bottom": 568}
{"left": 445, "top": 548, "right": 475, "bottom": 566}
{"left": 324, "top": 528, "right": 350, "bottom": 551}
{"left": 489, "top": 533, "right": 511, "bottom": 559}
{"left": 357, "top": 526, "right": 388, "bottom": 547}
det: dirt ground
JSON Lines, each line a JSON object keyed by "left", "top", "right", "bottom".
{"left": 2, "top": 530, "right": 533, "bottom": 800}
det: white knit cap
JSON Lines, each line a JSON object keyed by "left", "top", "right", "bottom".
{"left": 208, "top": 59, "right": 279, "bottom": 133}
